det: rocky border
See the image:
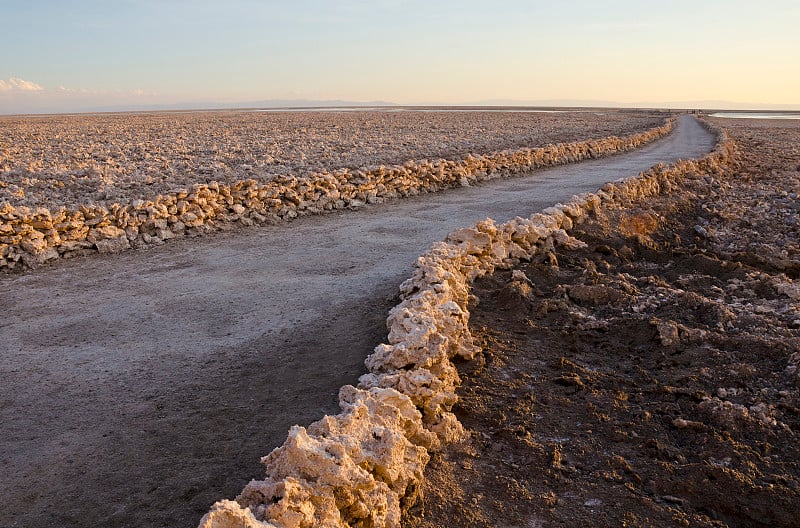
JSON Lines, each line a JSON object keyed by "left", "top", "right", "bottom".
{"left": 0, "top": 120, "right": 673, "bottom": 272}
{"left": 198, "top": 119, "right": 736, "bottom": 528}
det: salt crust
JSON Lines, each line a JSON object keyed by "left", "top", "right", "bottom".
{"left": 199, "top": 120, "right": 736, "bottom": 527}
{"left": 0, "top": 122, "right": 672, "bottom": 272}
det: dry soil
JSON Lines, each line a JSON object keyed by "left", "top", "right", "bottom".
{"left": 405, "top": 117, "right": 800, "bottom": 528}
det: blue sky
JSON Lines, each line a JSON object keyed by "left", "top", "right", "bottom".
{"left": 1, "top": 0, "right": 799, "bottom": 113}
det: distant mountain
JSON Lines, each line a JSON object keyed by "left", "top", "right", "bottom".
{"left": 2, "top": 99, "right": 400, "bottom": 116}
{"left": 243, "top": 99, "right": 398, "bottom": 109}
{"left": 84, "top": 99, "right": 399, "bottom": 113}
{"left": 468, "top": 98, "right": 621, "bottom": 108}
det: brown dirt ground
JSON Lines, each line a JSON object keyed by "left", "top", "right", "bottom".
{"left": 404, "top": 118, "right": 800, "bottom": 527}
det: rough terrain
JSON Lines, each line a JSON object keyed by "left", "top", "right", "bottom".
{"left": 0, "top": 110, "right": 664, "bottom": 208}
{"left": 0, "top": 111, "right": 671, "bottom": 272}
{"left": 0, "top": 114, "right": 711, "bottom": 528}
{"left": 406, "top": 117, "right": 800, "bottom": 527}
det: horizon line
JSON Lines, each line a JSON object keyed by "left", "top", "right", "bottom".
{"left": 3, "top": 99, "right": 800, "bottom": 117}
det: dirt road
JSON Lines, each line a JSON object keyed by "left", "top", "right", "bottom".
{"left": 0, "top": 116, "right": 714, "bottom": 528}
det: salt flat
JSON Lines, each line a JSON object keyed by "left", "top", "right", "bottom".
{"left": 0, "top": 109, "right": 663, "bottom": 209}
{"left": 0, "top": 115, "right": 714, "bottom": 527}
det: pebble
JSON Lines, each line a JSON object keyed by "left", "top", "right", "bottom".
{"left": 694, "top": 225, "right": 710, "bottom": 238}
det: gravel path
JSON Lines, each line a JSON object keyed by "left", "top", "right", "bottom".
{"left": 0, "top": 116, "right": 714, "bottom": 528}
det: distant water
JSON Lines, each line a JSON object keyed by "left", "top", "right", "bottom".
{"left": 247, "top": 107, "right": 573, "bottom": 113}
{"left": 710, "top": 112, "right": 800, "bottom": 120}
{"left": 249, "top": 107, "right": 386, "bottom": 112}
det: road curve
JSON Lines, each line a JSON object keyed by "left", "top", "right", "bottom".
{"left": 0, "top": 115, "right": 715, "bottom": 527}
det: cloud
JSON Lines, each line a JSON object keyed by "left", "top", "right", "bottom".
{"left": 0, "top": 78, "right": 155, "bottom": 97}
{"left": 0, "top": 77, "right": 44, "bottom": 92}
{"left": 0, "top": 78, "right": 160, "bottom": 114}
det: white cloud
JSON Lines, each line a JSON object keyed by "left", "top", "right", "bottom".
{"left": 0, "top": 77, "right": 44, "bottom": 92}
{"left": 1, "top": 78, "right": 161, "bottom": 114}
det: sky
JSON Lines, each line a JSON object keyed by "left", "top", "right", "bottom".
{"left": 1, "top": 0, "right": 799, "bottom": 113}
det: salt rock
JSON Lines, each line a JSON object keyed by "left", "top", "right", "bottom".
{"left": 87, "top": 225, "right": 126, "bottom": 243}
{"left": 359, "top": 365, "right": 461, "bottom": 430}
{"left": 577, "top": 192, "right": 602, "bottom": 212}
{"left": 375, "top": 300, "right": 457, "bottom": 357}
{"left": 211, "top": 387, "right": 430, "bottom": 528}
{"left": 337, "top": 386, "right": 435, "bottom": 448}
{"left": 20, "top": 246, "right": 58, "bottom": 268}
{"left": 529, "top": 212, "right": 561, "bottom": 231}
{"left": 557, "top": 201, "right": 585, "bottom": 222}
{"left": 367, "top": 341, "right": 446, "bottom": 373}
{"left": 445, "top": 226, "right": 492, "bottom": 255}
{"left": 95, "top": 235, "right": 131, "bottom": 254}
{"left": 655, "top": 321, "right": 681, "bottom": 346}
{"left": 504, "top": 240, "right": 531, "bottom": 260}
{"left": 19, "top": 232, "right": 48, "bottom": 254}
{"left": 257, "top": 426, "right": 396, "bottom": 523}
{"left": 567, "top": 285, "right": 623, "bottom": 306}
{"left": 505, "top": 217, "right": 543, "bottom": 244}
{"left": 237, "top": 477, "right": 338, "bottom": 528}
{"left": 697, "top": 396, "right": 777, "bottom": 431}
{"left": 198, "top": 500, "right": 276, "bottom": 528}
{"left": 551, "top": 229, "right": 588, "bottom": 250}
{"left": 541, "top": 206, "right": 572, "bottom": 230}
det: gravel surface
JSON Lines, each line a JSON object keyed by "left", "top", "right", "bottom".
{"left": 405, "top": 117, "right": 800, "bottom": 527}
{"left": 0, "top": 115, "right": 709, "bottom": 528}
{"left": 0, "top": 110, "right": 665, "bottom": 208}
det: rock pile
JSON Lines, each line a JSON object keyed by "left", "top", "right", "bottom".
{"left": 1, "top": 120, "right": 672, "bottom": 272}
{"left": 199, "top": 121, "right": 736, "bottom": 527}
